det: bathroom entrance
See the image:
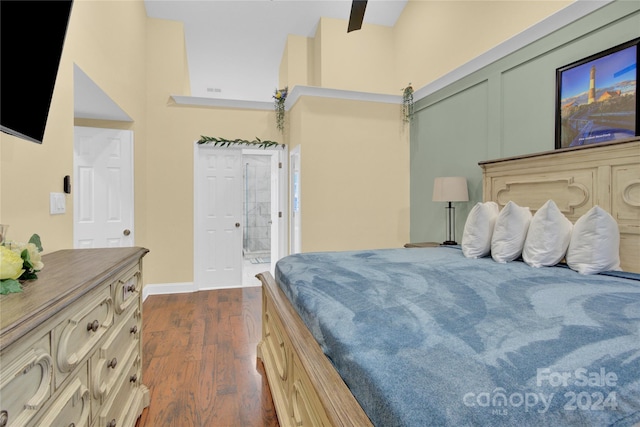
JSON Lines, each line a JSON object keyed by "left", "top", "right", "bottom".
{"left": 242, "top": 150, "right": 278, "bottom": 284}
{"left": 194, "top": 144, "right": 287, "bottom": 289}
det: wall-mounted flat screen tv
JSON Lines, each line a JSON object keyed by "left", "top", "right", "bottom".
{"left": 555, "top": 37, "right": 639, "bottom": 149}
{"left": 1, "top": 0, "right": 74, "bottom": 144}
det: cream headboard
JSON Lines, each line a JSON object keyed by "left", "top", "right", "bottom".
{"left": 480, "top": 138, "right": 640, "bottom": 273}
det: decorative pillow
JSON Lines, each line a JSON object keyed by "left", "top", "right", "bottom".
{"left": 462, "top": 201, "right": 499, "bottom": 258}
{"left": 566, "top": 205, "right": 621, "bottom": 274}
{"left": 522, "top": 200, "right": 573, "bottom": 268}
{"left": 491, "top": 201, "right": 532, "bottom": 263}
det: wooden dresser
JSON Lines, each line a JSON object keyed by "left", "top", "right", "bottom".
{"left": 0, "top": 247, "right": 149, "bottom": 427}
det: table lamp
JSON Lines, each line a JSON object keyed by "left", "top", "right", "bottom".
{"left": 432, "top": 176, "right": 469, "bottom": 245}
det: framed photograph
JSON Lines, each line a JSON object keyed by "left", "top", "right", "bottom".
{"left": 555, "top": 37, "right": 639, "bottom": 149}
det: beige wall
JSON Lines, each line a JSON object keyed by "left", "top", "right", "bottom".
{"left": 315, "top": 17, "right": 396, "bottom": 94}
{"left": 0, "top": 0, "right": 148, "bottom": 253}
{"left": 144, "top": 19, "right": 281, "bottom": 284}
{"left": 279, "top": 34, "right": 314, "bottom": 90}
{"left": 279, "top": 1, "right": 571, "bottom": 95}
{"left": 0, "top": 0, "right": 577, "bottom": 288}
{"left": 289, "top": 96, "right": 410, "bottom": 252}
{"left": 276, "top": 1, "right": 571, "bottom": 255}
{"left": 393, "top": 0, "right": 572, "bottom": 90}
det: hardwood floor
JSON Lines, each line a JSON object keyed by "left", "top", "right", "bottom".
{"left": 136, "top": 287, "right": 279, "bottom": 427}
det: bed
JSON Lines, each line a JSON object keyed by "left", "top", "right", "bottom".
{"left": 256, "top": 138, "right": 640, "bottom": 427}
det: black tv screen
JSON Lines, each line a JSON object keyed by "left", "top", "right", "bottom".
{"left": 1, "top": 0, "right": 73, "bottom": 144}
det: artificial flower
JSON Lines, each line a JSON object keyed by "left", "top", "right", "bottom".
{"left": 0, "top": 246, "right": 25, "bottom": 280}
{"left": 1, "top": 234, "right": 43, "bottom": 294}
{"left": 10, "top": 242, "right": 44, "bottom": 271}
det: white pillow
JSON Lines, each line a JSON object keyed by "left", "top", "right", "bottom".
{"left": 522, "top": 200, "right": 573, "bottom": 268}
{"left": 566, "top": 206, "right": 621, "bottom": 274}
{"left": 491, "top": 201, "right": 532, "bottom": 263}
{"left": 462, "top": 201, "right": 499, "bottom": 258}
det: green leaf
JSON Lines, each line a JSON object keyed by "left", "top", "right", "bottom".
{"left": 21, "top": 271, "right": 38, "bottom": 281}
{"left": 28, "top": 234, "right": 43, "bottom": 252}
{"left": 21, "top": 248, "right": 31, "bottom": 264}
{"left": 0, "top": 279, "right": 22, "bottom": 294}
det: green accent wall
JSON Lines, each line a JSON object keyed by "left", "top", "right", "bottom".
{"left": 410, "top": 0, "right": 640, "bottom": 244}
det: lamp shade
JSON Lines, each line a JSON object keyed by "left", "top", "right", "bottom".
{"left": 432, "top": 176, "right": 469, "bottom": 202}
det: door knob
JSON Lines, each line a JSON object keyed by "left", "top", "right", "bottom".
{"left": 123, "top": 229, "right": 131, "bottom": 236}
{"left": 235, "top": 223, "right": 240, "bottom": 228}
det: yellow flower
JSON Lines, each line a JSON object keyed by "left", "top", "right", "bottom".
{"left": 24, "top": 243, "right": 44, "bottom": 271}
{"left": 275, "top": 91, "right": 282, "bottom": 99}
{"left": 0, "top": 246, "right": 25, "bottom": 280}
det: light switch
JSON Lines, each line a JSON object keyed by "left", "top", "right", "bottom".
{"left": 50, "top": 192, "right": 66, "bottom": 215}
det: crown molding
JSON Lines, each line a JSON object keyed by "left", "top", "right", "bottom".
{"left": 170, "top": 95, "right": 273, "bottom": 110}
{"left": 284, "top": 86, "right": 402, "bottom": 110}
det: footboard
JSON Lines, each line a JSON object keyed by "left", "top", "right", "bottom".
{"left": 256, "top": 272, "right": 373, "bottom": 427}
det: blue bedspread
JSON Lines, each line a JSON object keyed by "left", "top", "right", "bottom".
{"left": 274, "top": 247, "right": 640, "bottom": 427}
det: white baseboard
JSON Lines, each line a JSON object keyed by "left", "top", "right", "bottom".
{"left": 142, "top": 282, "right": 196, "bottom": 301}
{"left": 142, "top": 282, "right": 260, "bottom": 301}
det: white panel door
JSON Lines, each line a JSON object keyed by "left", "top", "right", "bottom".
{"left": 73, "top": 127, "right": 134, "bottom": 248}
{"left": 195, "top": 146, "right": 243, "bottom": 288}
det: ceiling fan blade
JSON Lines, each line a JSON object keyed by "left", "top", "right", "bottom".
{"left": 347, "top": 0, "right": 368, "bottom": 32}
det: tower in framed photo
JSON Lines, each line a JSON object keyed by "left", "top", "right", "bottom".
{"left": 555, "top": 37, "right": 639, "bottom": 149}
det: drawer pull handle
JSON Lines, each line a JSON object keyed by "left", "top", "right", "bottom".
{"left": 0, "top": 410, "right": 8, "bottom": 427}
{"left": 69, "top": 424, "right": 75, "bottom": 427}
{"left": 130, "top": 374, "right": 138, "bottom": 383}
{"left": 87, "top": 320, "right": 100, "bottom": 332}
{"left": 126, "top": 284, "right": 136, "bottom": 292}
{"left": 130, "top": 325, "right": 138, "bottom": 334}
{"left": 107, "top": 419, "right": 117, "bottom": 427}
{"left": 107, "top": 357, "right": 118, "bottom": 369}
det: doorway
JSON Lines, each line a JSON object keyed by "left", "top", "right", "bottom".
{"left": 73, "top": 126, "right": 134, "bottom": 248}
{"left": 194, "top": 144, "right": 287, "bottom": 289}
{"left": 241, "top": 150, "right": 279, "bottom": 285}
{"left": 290, "top": 146, "right": 301, "bottom": 254}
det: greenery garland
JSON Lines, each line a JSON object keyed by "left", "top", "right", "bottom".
{"left": 402, "top": 83, "right": 414, "bottom": 123}
{"left": 197, "top": 135, "right": 283, "bottom": 149}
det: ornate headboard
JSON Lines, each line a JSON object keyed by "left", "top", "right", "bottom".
{"left": 480, "top": 138, "right": 640, "bottom": 273}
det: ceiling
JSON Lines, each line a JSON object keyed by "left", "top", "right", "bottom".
{"left": 74, "top": 0, "right": 407, "bottom": 121}
{"left": 144, "top": 0, "right": 408, "bottom": 101}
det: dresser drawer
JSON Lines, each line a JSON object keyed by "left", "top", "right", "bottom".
{"left": 264, "top": 298, "right": 290, "bottom": 387}
{"left": 91, "top": 305, "right": 140, "bottom": 405}
{"left": 261, "top": 296, "right": 292, "bottom": 421}
{"left": 291, "top": 358, "right": 331, "bottom": 427}
{"left": 113, "top": 265, "right": 141, "bottom": 315}
{"left": 32, "top": 364, "right": 90, "bottom": 427}
{"left": 55, "top": 285, "right": 114, "bottom": 387}
{"left": 0, "top": 334, "right": 52, "bottom": 427}
{"left": 95, "top": 356, "right": 143, "bottom": 427}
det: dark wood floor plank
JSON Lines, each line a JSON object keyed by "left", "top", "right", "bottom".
{"left": 136, "top": 287, "right": 279, "bottom": 427}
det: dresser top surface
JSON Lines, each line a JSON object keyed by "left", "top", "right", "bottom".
{"left": 0, "top": 247, "right": 149, "bottom": 351}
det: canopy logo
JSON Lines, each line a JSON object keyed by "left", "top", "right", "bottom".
{"left": 462, "top": 367, "right": 619, "bottom": 416}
